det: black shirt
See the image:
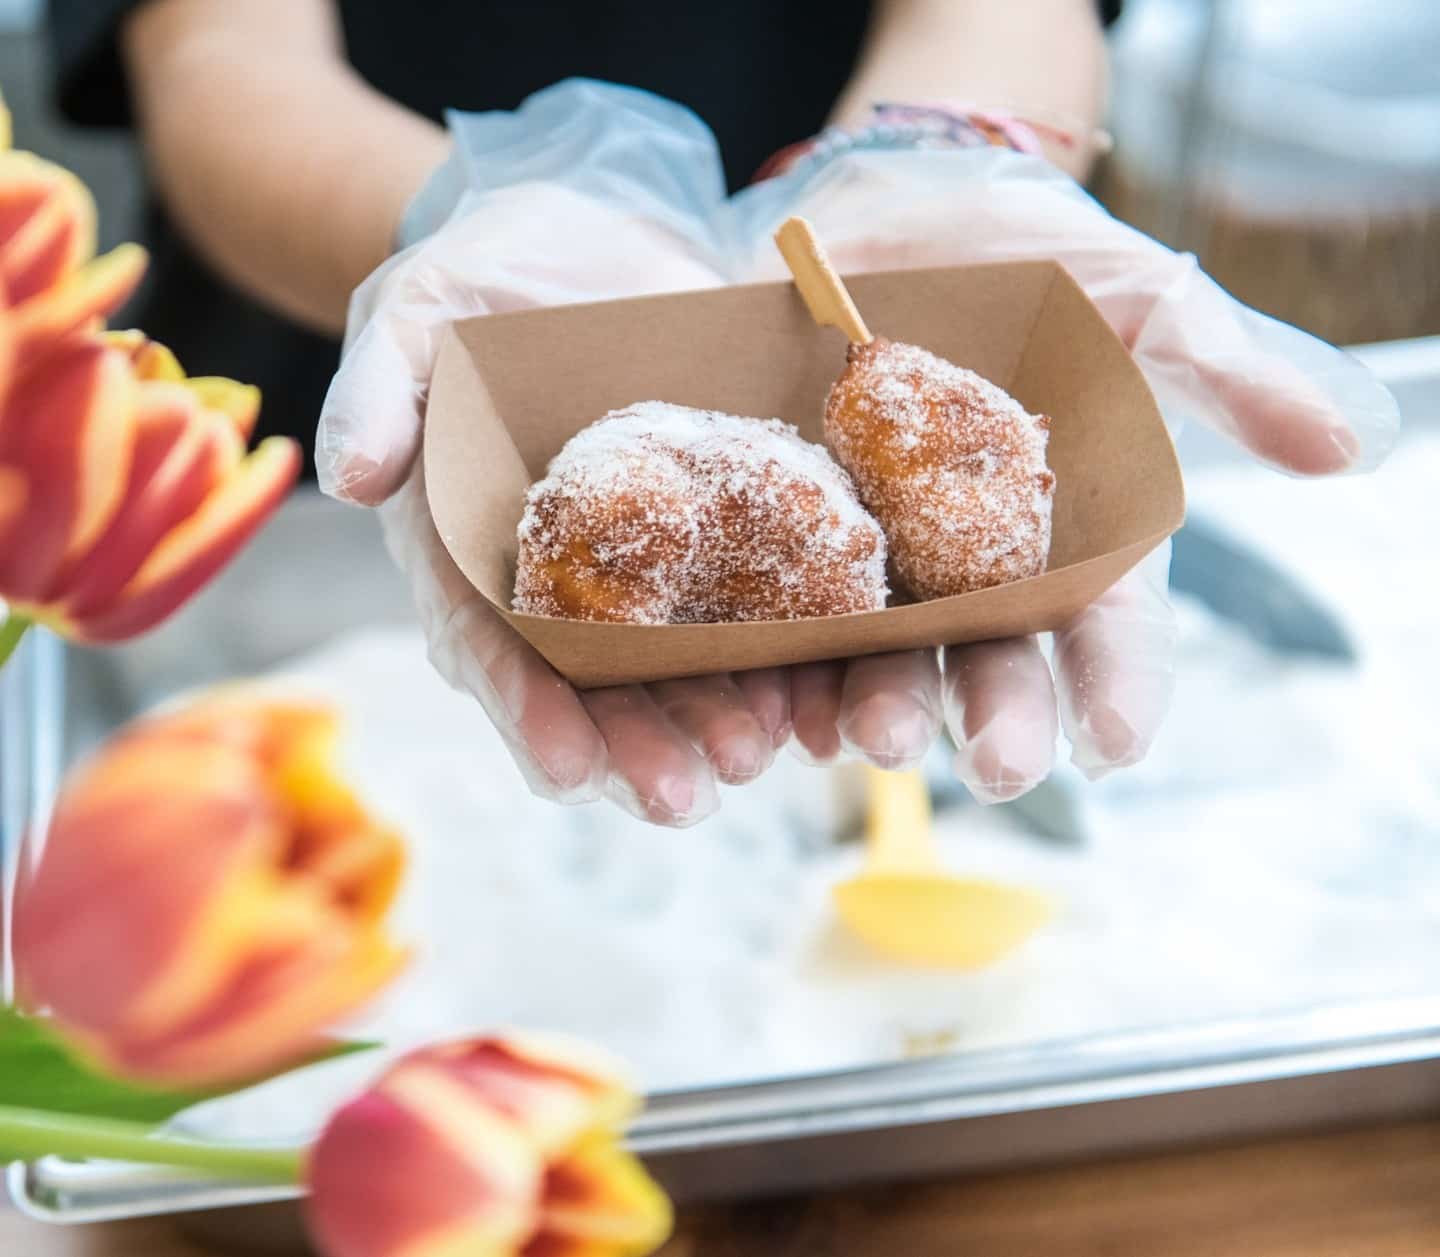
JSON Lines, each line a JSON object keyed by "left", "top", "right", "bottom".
{"left": 49, "top": 1, "right": 1123, "bottom": 471}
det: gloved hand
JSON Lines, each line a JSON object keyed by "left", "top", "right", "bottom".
{"left": 730, "top": 142, "right": 1399, "bottom": 798}
{"left": 319, "top": 82, "right": 1399, "bottom": 824}
{"left": 317, "top": 84, "right": 950, "bottom": 828}
{"left": 319, "top": 184, "right": 771, "bottom": 827}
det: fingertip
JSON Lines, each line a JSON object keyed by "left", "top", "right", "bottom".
{"left": 490, "top": 704, "right": 607, "bottom": 806}
{"left": 786, "top": 734, "right": 837, "bottom": 767}
{"left": 959, "top": 771, "right": 1041, "bottom": 806}
{"left": 1263, "top": 409, "right": 1358, "bottom": 477}
{"left": 604, "top": 769, "right": 719, "bottom": 828}
{"left": 942, "top": 638, "right": 1056, "bottom": 802}
{"left": 837, "top": 694, "right": 937, "bottom": 770}
{"left": 1197, "top": 359, "right": 1363, "bottom": 477}
{"left": 316, "top": 445, "right": 414, "bottom": 507}
{"left": 527, "top": 746, "right": 607, "bottom": 805}
{"left": 710, "top": 733, "right": 773, "bottom": 785}
{"left": 1052, "top": 567, "right": 1176, "bottom": 784}
{"left": 1067, "top": 702, "right": 1155, "bottom": 780}
{"left": 834, "top": 650, "right": 942, "bottom": 769}
{"left": 649, "top": 676, "right": 776, "bottom": 786}
{"left": 1328, "top": 421, "right": 1361, "bottom": 466}
{"left": 583, "top": 685, "right": 722, "bottom": 828}
{"left": 953, "top": 731, "right": 1052, "bottom": 805}
{"left": 791, "top": 661, "right": 845, "bottom": 764}
{"left": 734, "top": 668, "right": 793, "bottom": 749}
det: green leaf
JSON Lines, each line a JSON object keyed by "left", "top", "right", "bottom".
{"left": 0, "top": 1006, "right": 378, "bottom": 1124}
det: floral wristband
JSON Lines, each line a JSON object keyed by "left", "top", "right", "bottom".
{"left": 751, "top": 102, "right": 1101, "bottom": 184}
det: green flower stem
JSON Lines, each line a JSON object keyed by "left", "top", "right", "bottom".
{"left": 0, "top": 615, "right": 31, "bottom": 670}
{"left": 0, "top": 1105, "right": 304, "bottom": 1184}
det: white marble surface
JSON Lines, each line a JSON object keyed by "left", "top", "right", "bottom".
{"left": 159, "top": 428, "right": 1440, "bottom": 1143}
{"left": 24, "top": 368, "right": 1431, "bottom": 1142}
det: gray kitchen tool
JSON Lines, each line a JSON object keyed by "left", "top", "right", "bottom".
{"left": 1168, "top": 518, "right": 1357, "bottom": 663}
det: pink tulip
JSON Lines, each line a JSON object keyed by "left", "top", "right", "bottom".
{"left": 306, "top": 1035, "right": 673, "bottom": 1257}
{"left": 0, "top": 329, "right": 300, "bottom": 643}
{"left": 0, "top": 106, "right": 299, "bottom": 648}
{"left": 14, "top": 694, "right": 408, "bottom": 1087}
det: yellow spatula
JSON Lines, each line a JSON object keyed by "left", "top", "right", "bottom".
{"left": 832, "top": 766, "right": 1051, "bottom": 968}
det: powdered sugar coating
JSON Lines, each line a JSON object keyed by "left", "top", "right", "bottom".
{"left": 514, "top": 402, "right": 888, "bottom": 624}
{"left": 825, "top": 339, "right": 1055, "bottom": 599}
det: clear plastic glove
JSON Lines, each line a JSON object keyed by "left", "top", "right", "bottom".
{"left": 729, "top": 143, "right": 1399, "bottom": 796}
{"left": 319, "top": 81, "right": 1400, "bottom": 823}
{"left": 319, "top": 86, "right": 797, "bottom": 827}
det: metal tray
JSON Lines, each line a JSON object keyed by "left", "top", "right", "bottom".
{"left": 7, "top": 337, "right": 1440, "bottom": 1226}
{"left": 14, "top": 996, "right": 1440, "bottom": 1224}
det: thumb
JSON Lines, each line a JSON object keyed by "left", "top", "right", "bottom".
{"left": 1126, "top": 257, "right": 1400, "bottom": 477}
{"left": 317, "top": 308, "right": 432, "bottom": 506}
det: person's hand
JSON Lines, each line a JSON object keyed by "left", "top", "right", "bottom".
{"left": 317, "top": 184, "right": 998, "bottom": 825}
{"left": 319, "top": 103, "right": 1399, "bottom": 825}
{"left": 734, "top": 145, "right": 1399, "bottom": 798}
{"left": 319, "top": 188, "right": 799, "bottom": 826}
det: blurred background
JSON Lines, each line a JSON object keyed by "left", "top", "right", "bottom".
{"left": 1097, "top": 0, "right": 1440, "bottom": 345}
{"left": 0, "top": 0, "right": 140, "bottom": 250}
{"left": 5, "top": 0, "right": 1438, "bottom": 343}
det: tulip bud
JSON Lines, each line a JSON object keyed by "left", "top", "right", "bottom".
{"left": 306, "top": 1035, "right": 672, "bottom": 1257}
{"left": 13, "top": 694, "right": 407, "bottom": 1087}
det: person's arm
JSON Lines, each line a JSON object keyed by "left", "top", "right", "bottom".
{"left": 122, "top": 0, "right": 449, "bottom": 336}
{"left": 830, "top": 0, "right": 1108, "bottom": 179}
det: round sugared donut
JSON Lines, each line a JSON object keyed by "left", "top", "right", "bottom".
{"left": 824, "top": 338, "right": 1055, "bottom": 600}
{"left": 513, "top": 402, "right": 888, "bottom": 624}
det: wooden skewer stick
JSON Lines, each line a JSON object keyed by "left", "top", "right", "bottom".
{"left": 773, "top": 216, "right": 873, "bottom": 345}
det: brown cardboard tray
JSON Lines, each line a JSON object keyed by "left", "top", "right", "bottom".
{"left": 424, "top": 262, "right": 1185, "bottom": 687}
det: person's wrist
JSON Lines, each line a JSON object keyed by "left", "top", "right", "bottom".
{"left": 391, "top": 139, "right": 461, "bottom": 254}
{"left": 935, "top": 98, "right": 1111, "bottom": 179}
{"left": 751, "top": 101, "right": 1109, "bottom": 185}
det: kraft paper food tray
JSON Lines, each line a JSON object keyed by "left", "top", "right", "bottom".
{"left": 424, "top": 260, "right": 1185, "bottom": 688}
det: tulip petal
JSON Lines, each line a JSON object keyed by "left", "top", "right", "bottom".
{"left": 307, "top": 1069, "right": 542, "bottom": 1257}
{"left": 434, "top": 1037, "right": 636, "bottom": 1157}
{"left": 402, "top": 1232, "right": 531, "bottom": 1257}
{"left": 530, "top": 1136, "right": 673, "bottom": 1257}
{"left": 118, "top": 861, "right": 302, "bottom": 1047}
{"left": 294, "top": 823, "right": 408, "bottom": 924}
{"left": 0, "top": 269, "right": 12, "bottom": 412}
{"left": 0, "top": 465, "right": 24, "bottom": 546}
{"left": 0, "top": 151, "right": 146, "bottom": 350}
{"left": 13, "top": 741, "right": 281, "bottom": 1035}
{"left": 307, "top": 1037, "right": 670, "bottom": 1257}
{"left": 0, "top": 151, "right": 95, "bottom": 301}
{"left": 12, "top": 242, "right": 147, "bottom": 359}
{"left": 16, "top": 694, "right": 408, "bottom": 1091}
{"left": 103, "top": 329, "right": 186, "bottom": 382}
{"left": 70, "top": 435, "right": 299, "bottom": 642}
{"left": 121, "top": 696, "right": 406, "bottom": 922}
{"left": 111, "top": 924, "right": 407, "bottom": 1086}
{"left": 0, "top": 338, "right": 136, "bottom": 601}
{"left": 187, "top": 377, "right": 262, "bottom": 438}
{"left": 147, "top": 692, "right": 335, "bottom": 765}
{"left": 102, "top": 698, "right": 405, "bottom": 1081}
{"left": 269, "top": 709, "right": 407, "bottom": 921}
{"left": 56, "top": 386, "right": 242, "bottom": 619}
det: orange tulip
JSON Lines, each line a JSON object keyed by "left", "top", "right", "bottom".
{"left": 0, "top": 103, "right": 299, "bottom": 650}
{"left": 13, "top": 694, "right": 407, "bottom": 1088}
{"left": 0, "top": 329, "right": 300, "bottom": 643}
{"left": 0, "top": 137, "right": 146, "bottom": 365}
{"left": 305, "top": 1035, "right": 673, "bottom": 1257}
